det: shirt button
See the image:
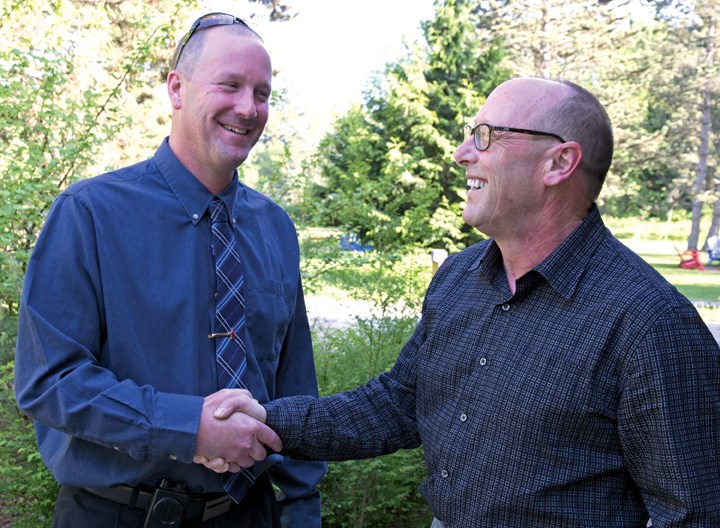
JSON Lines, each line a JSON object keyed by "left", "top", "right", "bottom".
{"left": 479, "top": 357, "right": 487, "bottom": 366}
{"left": 501, "top": 303, "right": 510, "bottom": 311}
{"left": 440, "top": 469, "right": 449, "bottom": 478}
{"left": 169, "top": 454, "right": 178, "bottom": 461}
{"left": 459, "top": 413, "right": 467, "bottom": 422}
{"left": 232, "top": 218, "right": 236, "bottom": 224}
{"left": 192, "top": 213, "right": 199, "bottom": 220}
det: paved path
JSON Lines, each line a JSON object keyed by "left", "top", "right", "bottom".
{"left": 306, "top": 295, "right": 376, "bottom": 329}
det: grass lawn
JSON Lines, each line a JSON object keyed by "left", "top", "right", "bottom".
{"left": 621, "top": 239, "right": 720, "bottom": 323}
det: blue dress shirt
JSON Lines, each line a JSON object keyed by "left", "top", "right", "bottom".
{"left": 15, "top": 139, "right": 326, "bottom": 525}
{"left": 264, "top": 205, "right": 720, "bottom": 527}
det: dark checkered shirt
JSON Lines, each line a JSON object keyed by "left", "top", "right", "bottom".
{"left": 265, "top": 206, "right": 720, "bottom": 527}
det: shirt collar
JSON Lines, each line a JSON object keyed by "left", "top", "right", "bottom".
{"left": 535, "top": 205, "right": 607, "bottom": 300}
{"left": 468, "top": 205, "right": 608, "bottom": 300}
{"left": 152, "top": 138, "right": 240, "bottom": 225}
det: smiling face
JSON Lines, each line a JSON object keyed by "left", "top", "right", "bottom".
{"left": 167, "top": 28, "right": 272, "bottom": 193}
{"left": 454, "top": 79, "right": 568, "bottom": 240}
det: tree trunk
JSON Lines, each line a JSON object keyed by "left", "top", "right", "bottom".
{"left": 702, "top": 9, "right": 719, "bottom": 250}
{"left": 688, "top": 13, "right": 714, "bottom": 250}
{"left": 707, "top": 195, "right": 720, "bottom": 249}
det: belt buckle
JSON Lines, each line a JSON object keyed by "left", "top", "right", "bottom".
{"left": 202, "top": 495, "right": 232, "bottom": 521}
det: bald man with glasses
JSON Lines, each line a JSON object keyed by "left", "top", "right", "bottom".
{"left": 206, "top": 77, "right": 720, "bottom": 527}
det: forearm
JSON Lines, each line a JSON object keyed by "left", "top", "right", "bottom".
{"left": 264, "top": 374, "right": 421, "bottom": 461}
{"left": 15, "top": 306, "right": 203, "bottom": 462}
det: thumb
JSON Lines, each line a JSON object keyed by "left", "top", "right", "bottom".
{"left": 213, "top": 390, "right": 265, "bottom": 421}
{"left": 256, "top": 422, "right": 283, "bottom": 453}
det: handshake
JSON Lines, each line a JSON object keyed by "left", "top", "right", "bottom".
{"left": 193, "top": 389, "right": 280, "bottom": 474}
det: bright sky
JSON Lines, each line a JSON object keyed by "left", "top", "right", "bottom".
{"left": 193, "top": 0, "right": 436, "bottom": 129}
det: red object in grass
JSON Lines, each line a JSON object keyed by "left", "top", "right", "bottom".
{"left": 677, "top": 248, "right": 705, "bottom": 271}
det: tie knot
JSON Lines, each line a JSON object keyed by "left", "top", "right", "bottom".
{"left": 209, "top": 197, "right": 229, "bottom": 224}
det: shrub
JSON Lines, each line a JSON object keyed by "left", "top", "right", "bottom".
{"left": 0, "top": 362, "right": 57, "bottom": 527}
{"left": 312, "top": 316, "right": 433, "bottom": 528}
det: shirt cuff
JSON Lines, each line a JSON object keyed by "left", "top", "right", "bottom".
{"left": 264, "top": 397, "right": 314, "bottom": 450}
{"left": 149, "top": 391, "right": 204, "bottom": 462}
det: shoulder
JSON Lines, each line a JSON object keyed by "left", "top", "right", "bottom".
{"left": 61, "top": 158, "right": 156, "bottom": 202}
{"left": 238, "top": 184, "right": 295, "bottom": 229}
{"left": 583, "top": 235, "right": 713, "bottom": 357}
{"left": 438, "top": 239, "right": 492, "bottom": 274}
{"left": 426, "top": 239, "right": 492, "bottom": 293}
{"left": 594, "top": 237, "right": 689, "bottom": 311}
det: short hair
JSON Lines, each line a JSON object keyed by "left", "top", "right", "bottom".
{"left": 173, "top": 22, "right": 264, "bottom": 77}
{"left": 549, "top": 80, "right": 614, "bottom": 198}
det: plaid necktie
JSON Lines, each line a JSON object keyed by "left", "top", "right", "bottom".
{"left": 208, "top": 197, "right": 256, "bottom": 501}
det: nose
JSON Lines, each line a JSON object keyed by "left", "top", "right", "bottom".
{"left": 454, "top": 137, "right": 475, "bottom": 166}
{"left": 234, "top": 89, "right": 257, "bottom": 119}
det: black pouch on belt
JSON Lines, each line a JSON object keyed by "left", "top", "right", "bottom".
{"left": 143, "top": 479, "right": 189, "bottom": 528}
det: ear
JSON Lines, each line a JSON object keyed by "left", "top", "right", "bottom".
{"left": 543, "top": 141, "right": 583, "bottom": 187}
{"left": 167, "top": 71, "right": 184, "bottom": 110}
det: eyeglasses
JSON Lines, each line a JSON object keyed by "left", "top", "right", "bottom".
{"left": 463, "top": 123, "right": 566, "bottom": 151}
{"left": 171, "top": 12, "right": 252, "bottom": 70}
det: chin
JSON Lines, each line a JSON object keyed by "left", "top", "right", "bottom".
{"left": 462, "top": 214, "right": 486, "bottom": 233}
{"left": 217, "top": 146, "right": 250, "bottom": 167}
{"left": 461, "top": 209, "right": 478, "bottom": 225}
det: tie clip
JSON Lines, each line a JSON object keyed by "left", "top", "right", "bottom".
{"left": 208, "top": 330, "right": 236, "bottom": 339}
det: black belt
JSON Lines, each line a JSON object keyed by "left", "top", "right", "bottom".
{"left": 84, "top": 485, "right": 232, "bottom": 522}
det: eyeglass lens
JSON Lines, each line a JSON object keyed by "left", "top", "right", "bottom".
{"left": 475, "top": 125, "right": 489, "bottom": 150}
{"left": 464, "top": 124, "right": 489, "bottom": 150}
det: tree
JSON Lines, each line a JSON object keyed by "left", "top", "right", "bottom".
{"left": 628, "top": 0, "right": 720, "bottom": 250}
{"left": 690, "top": 10, "right": 715, "bottom": 249}
{"left": 307, "top": 0, "right": 507, "bottom": 251}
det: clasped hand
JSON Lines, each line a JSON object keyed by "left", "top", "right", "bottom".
{"left": 194, "top": 388, "right": 278, "bottom": 473}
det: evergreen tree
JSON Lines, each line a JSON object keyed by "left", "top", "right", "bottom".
{"left": 308, "top": 0, "right": 507, "bottom": 250}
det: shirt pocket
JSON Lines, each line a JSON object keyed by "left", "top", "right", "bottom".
{"left": 246, "top": 278, "right": 291, "bottom": 361}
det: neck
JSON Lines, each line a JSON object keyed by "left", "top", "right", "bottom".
{"left": 194, "top": 170, "right": 234, "bottom": 196}
{"left": 167, "top": 136, "right": 235, "bottom": 195}
{"left": 496, "top": 209, "right": 588, "bottom": 294}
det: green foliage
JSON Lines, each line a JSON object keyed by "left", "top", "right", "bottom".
{"left": 299, "top": 229, "right": 433, "bottom": 316}
{"left": 312, "top": 317, "right": 431, "bottom": 528}
{"left": 306, "top": 0, "right": 505, "bottom": 251}
{"left": 300, "top": 236, "right": 434, "bottom": 527}
{"left": 0, "top": 0, "right": 196, "bottom": 322}
{"left": 319, "top": 449, "right": 431, "bottom": 528}
{"left": 314, "top": 316, "right": 418, "bottom": 395}
{"left": 0, "top": 362, "right": 57, "bottom": 527}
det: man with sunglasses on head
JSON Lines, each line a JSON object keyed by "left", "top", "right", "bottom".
{"left": 204, "top": 77, "right": 720, "bottom": 526}
{"left": 15, "top": 13, "right": 326, "bottom": 528}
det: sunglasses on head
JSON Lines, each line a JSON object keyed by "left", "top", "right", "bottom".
{"left": 171, "top": 12, "right": 252, "bottom": 70}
